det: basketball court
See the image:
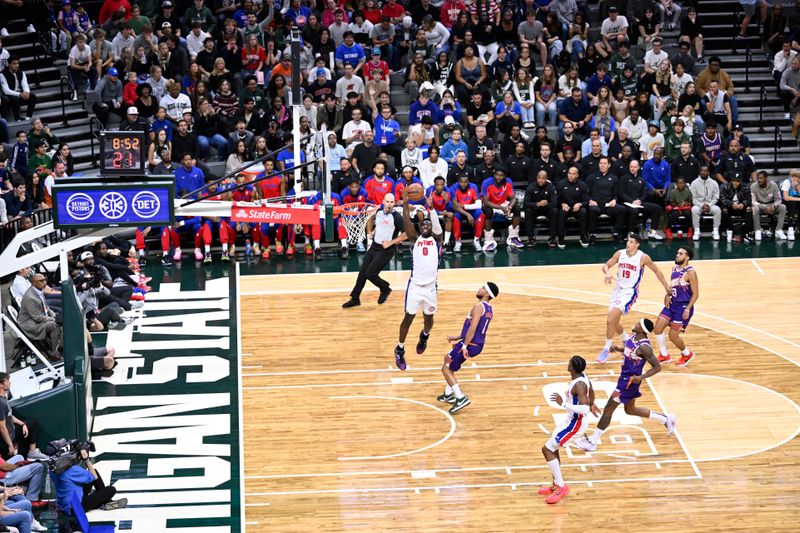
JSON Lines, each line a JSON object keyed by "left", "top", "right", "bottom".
{"left": 238, "top": 257, "right": 800, "bottom": 532}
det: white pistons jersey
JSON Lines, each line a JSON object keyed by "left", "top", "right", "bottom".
{"left": 410, "top": 236, "right": 439, "bottom": 286}
{"left": 616, "top": 249, "right": 644, "bottom": 290}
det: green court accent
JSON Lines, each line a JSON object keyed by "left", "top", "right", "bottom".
{"left": 86, "top": 273, "right": 244, "bottom": 532}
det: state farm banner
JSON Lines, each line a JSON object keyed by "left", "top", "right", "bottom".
{"left": 231, "top": 202, "right": 320, "bottom": 225}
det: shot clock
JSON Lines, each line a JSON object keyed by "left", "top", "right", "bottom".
{"left": 100, "top": 130, "right": 146, "bottom": 177}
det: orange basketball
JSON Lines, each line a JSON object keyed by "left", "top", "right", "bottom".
{"left": 406, "top": 183, "right": 425, "bottom": 202}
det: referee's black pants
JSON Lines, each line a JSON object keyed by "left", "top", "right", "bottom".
{"left": 350, "top": 243, "right": 395, "bottom": 300}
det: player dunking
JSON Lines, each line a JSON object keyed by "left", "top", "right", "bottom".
{"left": 576, "top": 319, "right": 676, "bottom": 452}
{"left": 654, "top": 247, "right": 698, "bottom": 367}
{"left": 539, "top": 355, "right": 599, "bottom": 504}
{"left": 437, "top": 282, "right": 499, "bottom": 414}
{"left": 598, "top": 233, "right": 671, "bottom": 363}
{"left": 394, "top": 188, "right": 444, "bottom": 371}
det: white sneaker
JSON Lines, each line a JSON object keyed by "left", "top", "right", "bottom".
{"left": 130, "top": 300, "right": 144, "bottom": 309}
{"left": 692, "top": 229, "right": 700, "bottom": 241}
{"left": 26, "top": 24, "right": 35, "bottom": 33}
{"left": 755, "top": 230, "right": 762, "bottom": 241}
{"left": 453, "top": 240, "right": 462, "bottom": 252}
{"left": 666, "top": 414, "right": 677, "bottom": 436}
{"left": 726, "top": 229, "right": 733, "bottom": 242}
{"left": 0, "top": 28, "right": 9, "bottom": 38}
{"left": 776, "top": 229, "right": 788, "bottom": 240}
{"left": 647, "top": 229, "right": 664, "bottom": 240}
{"left": 789, "top": 227, "right": 796, "bottom": 241}
{"left": 482, "top": 239, "right": 497, "bottom": 251}
{"left": 712, "top": 229, "right": 720, "bottom": 240}
{"left": 574, "top": 436, "right": 597, "bottom": 452}
{"left": 472, "top": 238, "right": 483, "bottom": 252}
{"left": 31, "top": 519, "right": 48, "bottom": 532}
{"left": 785, "top": 112, "right": 792, "bottom": 120}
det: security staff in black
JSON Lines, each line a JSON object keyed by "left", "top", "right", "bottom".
{"left": 530, "top": 143, "right": 562, "bottom": 184}
{"left": 523, "top": 170, "right": 558, "bottom": 248}
{"left": 585, "top": 156, "right": 621, "bottom": 242}
{"left": 505, "top": 141, "right": 532, "bottom": 185}
{"left": 670, "top": 142, "right": 701, "bottom": 184}
{"left": 616, "top": 159, "right": 663, "bottom": 238}
{"left": 342, "top": 193, "right": 407, "bottom": 308}
{"left": 556, "top": 165, "right": 589, "bottom": 249}
{"left": 714, "top": 138, "right": 755, "bottom": 186}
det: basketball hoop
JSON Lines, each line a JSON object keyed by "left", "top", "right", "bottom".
{"left": 335, "top": 202, "right": 378, "bottom": 245}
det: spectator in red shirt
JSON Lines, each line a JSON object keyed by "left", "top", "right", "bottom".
{"left": 363, "top": 48, "right": 389, "bottom": 82}
{"left": 99, "top": 0, "right": 132, "bottom": 24}
{"left": 381, "top": 0, "right": 406, "bottom": 25}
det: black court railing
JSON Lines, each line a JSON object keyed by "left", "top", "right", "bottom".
{"left": 59, "top": 76, "right": 71, "bottom": 127}
{"left": 759, "top": 83, "right": 767, "bottom": 133}
{"left": 774, "top": 126, "right": 782, "bottom": 172}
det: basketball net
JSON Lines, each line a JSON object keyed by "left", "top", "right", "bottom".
{"left": 336, "top": 203, "right": 378, "bottom": 245}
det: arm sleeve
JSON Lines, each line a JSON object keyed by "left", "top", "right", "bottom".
{"left": 429, "top": 204, "right": 443, "bottom": 235}
{"left": 562, "top": 401, "right": 590, "bottom": 415}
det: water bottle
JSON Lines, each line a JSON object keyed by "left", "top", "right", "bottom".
{"left": 645, "top": 220, "right": 652, "bottom": 232}
{"left": 44, "top": 473, "right": 51, "bottom": 496}
{"left": 246, "top": 241, "right": 252, "bottom": 257}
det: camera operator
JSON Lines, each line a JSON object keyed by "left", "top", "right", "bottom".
{"left": 73, "top": 253, "right": 130, "bottom": 332}
{"left": 52, "top": 448, "right": 127, "bottom": 514}
{"left": 79, "top": 251, "right": 141, "bottom": 312}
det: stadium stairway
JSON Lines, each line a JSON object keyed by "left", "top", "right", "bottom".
{"left": 698, "top": 0, "right": 798, "bottom": 175}
{"left": 2, "top": 20, "right": 95, "bottom": 172}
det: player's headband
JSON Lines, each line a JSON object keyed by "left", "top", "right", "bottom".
{"left": 484, "top": 283, "right": 496, "bottom": 299}
{"left": 639, "top": 319, "right": 652, "bottom": 333}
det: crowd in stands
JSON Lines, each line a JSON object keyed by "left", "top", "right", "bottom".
{"left": 0, "top": 0, "right": 798, "bottom": 262}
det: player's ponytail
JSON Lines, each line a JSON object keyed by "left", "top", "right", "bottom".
{"left": 570, "top": 355, "right": 587, "bottom": 374}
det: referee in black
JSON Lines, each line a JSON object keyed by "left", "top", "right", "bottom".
{"left": 342, "top": 193, "right": 407, "bottom": 308}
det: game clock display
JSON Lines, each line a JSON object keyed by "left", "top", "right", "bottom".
{"left": 100, "top": 130, "right": 146, "bottom": 176}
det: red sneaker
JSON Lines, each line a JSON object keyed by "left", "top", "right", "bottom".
{"left": 675, "top": 351, "right": 695, "bottom": 367}
{"left": 130, "top": 293, "right": 145, "bottom": 301}
{"left": 545, "top": 484, "right": 570, "bottom": 504}
{"left": 29, "top": 500, "right": 48, "bottom": 509}
{"left": 686, "top": 227, "right": 694, "bottom": 239}
{"left": 275, "top": 242, "right": 285, "bottom": 255}
{"left": 304, "top": 243, "right": 313, "bottom": 255}
{"left": 658, "top": 354, "right": 672, "bottom": 363}
{"left": 286, "top": 243, "right": 296, "bottom": 256}
{"left": 664, "top": 228, "right": 673, "bottom": 239}
{"left": 261, "top": 248, "right": 271, "bottom": 259}
{"left": 538, "top": 484, "right": 557, "bottom": 495}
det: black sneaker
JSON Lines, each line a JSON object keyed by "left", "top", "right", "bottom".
{"left": 449, "top": 395, "right": 471, "bottom": 413}
{"left": 161, "top": 255, "right": 173, "bottom": 267}
{"left": 579, "top": 235, "right": 589, "bottom": 248}
{"left": 138, "top": 255, "right": 148, "bottom": 266}
{"left": 557, "top": 238, "right": 566, "bottom": 249}
{"left": 203, "top": 252, "right": 212, "bottom": 264}
{"left": 548, "top": 239, "right": 557, "bottom": 249}
{"left": 377, "top": 288, "right": 392, "bottom": 304}
{"left": 437, "top": 392, "right": 456, "bottom": 403}
{"left": 416, "top": 330, "right": 430, "bottom": 354}
{"left": 394, "top": 345, "right": 407, "bottom": 371}
{"left": 443, "top": 243, "right": 453, "bottom": 254}
{"left": 588, "top": 234, "right": 597, "bottom": 244}
{"left": 314, "top": 247, "right": 322, "bottom": 259}
{"left": 526, "top": 237, "right": 536, "bottom": 248}
{"left": 342, "top": 298, "right": 361, "bottom": 308}
{"left": 340, "top": 246, "right": 349, "bottom": 259}
{"left": 396, "top": 244, "right": 404, "bottom": 257}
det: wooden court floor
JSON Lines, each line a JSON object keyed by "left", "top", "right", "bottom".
{"left": 238, "top": 257, "right": 800, "bottom": 532}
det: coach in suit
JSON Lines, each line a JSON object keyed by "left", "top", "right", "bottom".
{"left": 17, "top": 274, "right": 60, "bottom": 359}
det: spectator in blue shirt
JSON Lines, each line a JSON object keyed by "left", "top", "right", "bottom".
{"left": 2, "top": 180, "right": 32, "bottom": 219}
{"left": 642, "top": 147, "right": 671, "bottom": 203}
{"left": 440, "top": 130, "right": 469, "bottom": 166}
{"left": 495, "top": 91, "right": 521, "bottom": 136}
{"left": 335, "top": 31, "right": 366, "bottom": 73}
{"left": 408, "top": 91, "right": 439, "bottom": 126}
{"left": 585, "top": 63, "right": 613, "bottom": 100}
{"left": 174, "top": 152, "right": 205, "bottom": 198}
{"left": 284, "top": 0, "right": 312, "bottom": 27}
{"left": 373, "top": 104, "right": 403, "bottom": 164}
{"left": 558, "top": 87, "right": 593, "bottom": 136}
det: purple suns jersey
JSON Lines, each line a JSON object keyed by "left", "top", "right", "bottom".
{"left": 460, "top": 301, "right": 493, "bottom": 346}
{"left": 620, "top": 336, "right": 649, "bottom": 378}
{"left": 669, "top": 265, "right": 693, "bottom": 305}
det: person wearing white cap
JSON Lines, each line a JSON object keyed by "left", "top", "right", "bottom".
{"left": 119, "top": 105, "right": 149, "bottom": 133}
